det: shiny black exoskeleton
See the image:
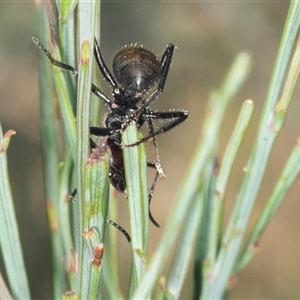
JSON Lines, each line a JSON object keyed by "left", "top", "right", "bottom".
{"left": 90, "top": 40, "right": 189, "bottom": 194}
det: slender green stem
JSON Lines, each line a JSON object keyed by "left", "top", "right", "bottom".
{"left": 207, "top": 99, "right": 254, "bottom": 265}
{"left": 57, "top": 0, "right": 77, "bottom": 111}
{"left": 103, "top": 188, "right": 125, "bottom": 299}
{"left": 123, "top": 123, "right": 149, "bottom": 296}
{"left": 79, "top": 139, "right": 110, "bottom": 299}
{"left": 234, "top": 136, "right": 300, "bottom": 273}
{"left": 0, "top": 127, "right": 31, "bottom": 299}
{"left": 35, "top": 3, "right": 68, "bottom": 297}
{"left": 58, "top": 150, "right": 74, "bottom": 273}
{"left": 165, "top": 189, "right": 203, "bottom": 300}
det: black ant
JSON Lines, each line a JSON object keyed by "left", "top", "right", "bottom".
{"left": 33, "top": 37, "right": 189, "bottom": 235}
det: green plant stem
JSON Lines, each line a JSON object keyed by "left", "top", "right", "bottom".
{"left": 57, "top": 0, "right": 77, "bottom": 111}
{"left": 234, "top": 136, "right": 300, "bottom": 273}
{"left": 0, "top": 127, "right": 31, "bottom": 299}
{"left": 103, "top": 188, "right": 125, "bottom": 299}
{"left": 193, "top": 157, "right": 220, "bottom": 300}
{"left": 79, "top": 139, "right": 110, "bottom": 299}
{"left": 58, "top": 150, "right": 74, "bottom": 275}
{"left": 123, "top": 123, "right": 149, "bottom": 296}
{"left": 35, "top": 3, "right": 68, "bottom": 297}
{"left": 75, "top": 1, "right": 98, "bottom": 297}
{"left": 207, "top": 99, "right": 254, "bottom": 265}
{"left": 90, "top": 1, "right": 102, "bottom": 126}
{"left": 165, "top": 188, "right": 203, "bottom": 299}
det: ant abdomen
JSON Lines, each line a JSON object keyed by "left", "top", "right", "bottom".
{"left": 112, "top": 45, "right": 161, "bottom": 92}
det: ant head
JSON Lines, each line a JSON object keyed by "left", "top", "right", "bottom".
{"left": 112, "top": 45, "right": 161, "bottom": 94}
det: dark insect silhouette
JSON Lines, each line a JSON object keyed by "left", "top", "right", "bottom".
{"left": 33, "top": 37, "right": 189, "bottom": 235}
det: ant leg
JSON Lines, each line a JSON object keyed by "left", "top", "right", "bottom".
{"left": 33, "top": 37, "right": 112, "bottom": 105}
{"left": 141, "top": 43, "right": 175, "bottom": 108}
{"left": 145, "top": 107, "right": 165, "bottom": 177}
{"left": 90, "top": 126, "right": 112, "bottom": 137}
{"left": 124, "top": 110, "right": 189, "bottom": 147}
{"left": 94, "top": 38, "right": 118, "bottom": 89}
{"left": 158, "top": 43, "right": 175, "bottom": 92}
{"left": 32, "top": 37, "right": 78, "bottom": 75}
{"left": 91, "top": 84, "right": 112, "bottom": 105}
{"left": 107, "top": 219, "right": 131, "bottom": 243}
{"left": 147, "top": 162, "right": 161, "bottom": 228}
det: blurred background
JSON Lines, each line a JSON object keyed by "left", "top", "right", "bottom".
{"left": 1, "top": 1, "right": 300, "bottom": 299}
